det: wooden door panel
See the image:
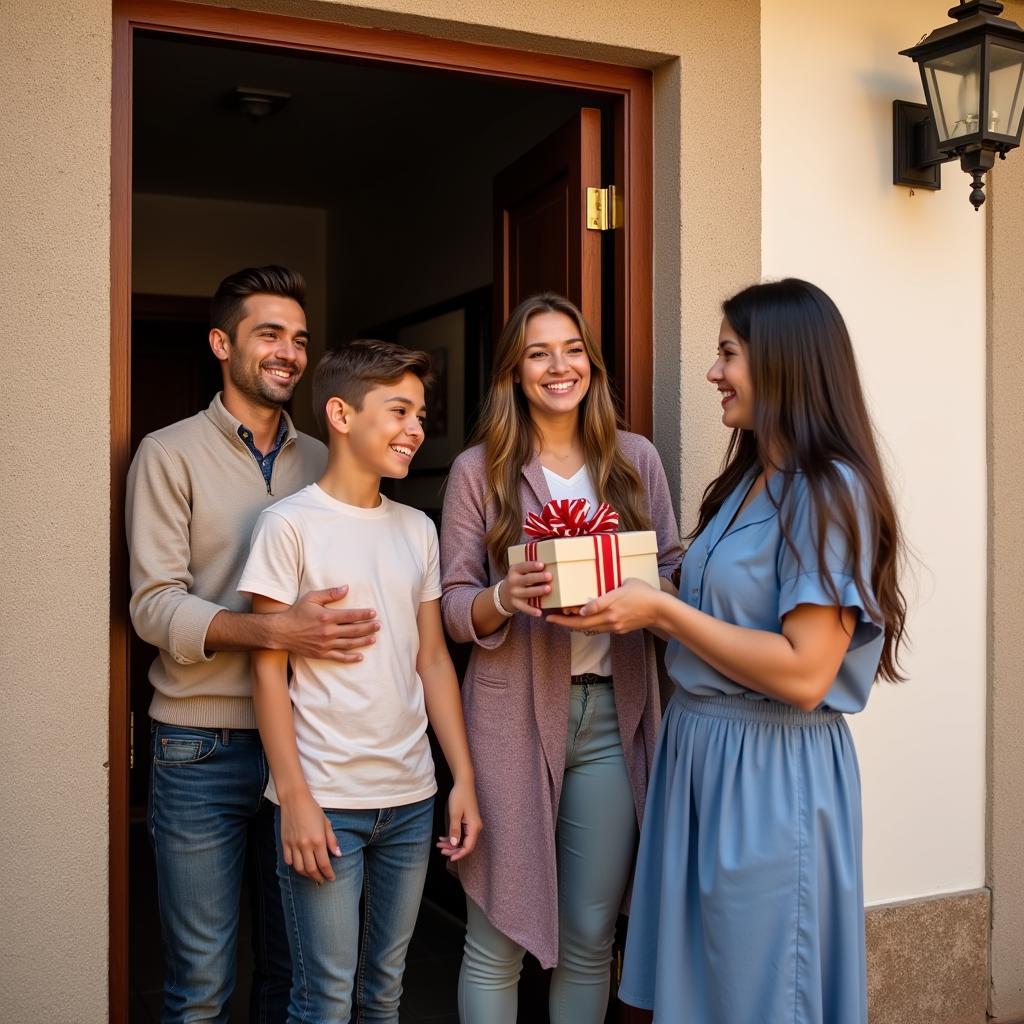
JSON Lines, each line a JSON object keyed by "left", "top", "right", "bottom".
{"left": 511, "top": 188, "right": 570, "bottom": 299}
{"left": 494, "top": 106, "right": 602, "bottom": 341}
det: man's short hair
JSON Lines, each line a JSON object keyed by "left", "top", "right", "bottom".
{"left": 210, "top": 266, "right": 307, "bottom": 341}
{"left": 313, "top": 340, "right": 434, "bottom": 438}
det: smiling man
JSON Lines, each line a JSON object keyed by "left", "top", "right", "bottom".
{"left": 125, "top": 266, "right": 380, "bottom": 1023}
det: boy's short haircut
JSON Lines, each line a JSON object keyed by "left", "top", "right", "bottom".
{"left": 313, "top": 339, "right": 435, "bottom": 437}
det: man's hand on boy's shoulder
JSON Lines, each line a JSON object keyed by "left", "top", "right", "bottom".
{"left": 272, "top": 585, "right": 381, "bottom": 661}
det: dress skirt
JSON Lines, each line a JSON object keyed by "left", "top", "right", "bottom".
{"left": 618, "top": 690, "right": 866, "bottom": 1024}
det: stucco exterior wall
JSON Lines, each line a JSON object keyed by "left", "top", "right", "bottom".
{"left": 0, "top": 1, "right": 112, "bottom": 1020}
{"left": 987, "top": 4, "right": 1024, "bottom": 1016}
{"left": 762, "top": 0, "right": 987, "bottom": 905}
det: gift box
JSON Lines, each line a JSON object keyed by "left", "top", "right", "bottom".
{"left": 507, "top": 499, "right": 660, "bottom": 610}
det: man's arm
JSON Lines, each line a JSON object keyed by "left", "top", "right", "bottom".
{"left": 251, "top": 594, "right": 341, "bottom": 883}
{"left": 415, "top": 599, "right": 482, "bottom": 861}
{"left": 126, "top": 436, "right": 378, "bottom": 662}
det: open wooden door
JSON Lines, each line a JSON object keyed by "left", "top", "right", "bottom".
{"left": 493, "top": 107, "right": 603, "bottom": 345}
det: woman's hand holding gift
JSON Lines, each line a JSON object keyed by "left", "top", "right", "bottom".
{"left": 548, "top": 577, "right": 664, "bottom": 635}
{"left": 500, "top": 560, "right": 553, "bottom": 619}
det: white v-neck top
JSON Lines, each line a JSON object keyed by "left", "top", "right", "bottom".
{"left": 541, "top": 464, "right": 612, "bottom": 677}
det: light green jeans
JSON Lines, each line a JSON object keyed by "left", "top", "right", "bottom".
{"left": 458, "top": 680, "right": 638, "bottom": 1024}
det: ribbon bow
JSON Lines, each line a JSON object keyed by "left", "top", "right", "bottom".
{"left": 523, "top": 498, "right": 619, "bottom": 540}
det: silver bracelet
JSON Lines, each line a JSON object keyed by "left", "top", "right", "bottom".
{"left": 492, "top": 580, "right": 515, "bottom": 618}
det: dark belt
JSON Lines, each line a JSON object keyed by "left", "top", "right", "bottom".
{"left": 570, "top": 673, "right": 612, "bottom": 686}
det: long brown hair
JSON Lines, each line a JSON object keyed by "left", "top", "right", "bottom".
{"left": 468, "top": 293, "right": 651, "bottom": 567}
{"left": 694, "top": 279, "right": 908, "bottom": 682}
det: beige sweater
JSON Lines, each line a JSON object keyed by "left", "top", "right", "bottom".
{"left": 125, "top": 393, "right": 326, "bottom": 728}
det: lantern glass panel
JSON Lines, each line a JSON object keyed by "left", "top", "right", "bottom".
{"left": 923, "top": 44, "right": 982, "bottom": 143}
{"left": 988, "top": 44, "right": 1024, "bottom": 138}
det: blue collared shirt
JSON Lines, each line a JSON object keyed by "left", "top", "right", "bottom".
{"left": 666, "top": 464, "right": 883, "bottom": 713}
{"left": 237, "top": 417, "right": 288, "bottom": 488}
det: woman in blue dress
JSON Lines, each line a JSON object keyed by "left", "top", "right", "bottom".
{"left": 549, "top": 278, "right": 908, "bottom": 1023}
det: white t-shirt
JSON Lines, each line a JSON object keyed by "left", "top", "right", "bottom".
{"left": 541, "top": 464, "right": 613, "bottom": 677}
{"left": 238, "top": 484, "right": 439, "bottom": 810}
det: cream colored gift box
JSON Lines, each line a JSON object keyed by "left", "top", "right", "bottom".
{"left": 507, "top": 531, "right": 660, "bottom": 610}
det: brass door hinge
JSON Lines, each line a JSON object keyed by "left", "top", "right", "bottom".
{"left": 130, "top": 711, "right": 135, "bottom": 771}
{"left": 586, "top": 185, "right": 623, "bottom": 230}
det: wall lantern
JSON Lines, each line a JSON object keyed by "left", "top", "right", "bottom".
{"left": 894, "top": 0, "right": 1024, "bottom": 209}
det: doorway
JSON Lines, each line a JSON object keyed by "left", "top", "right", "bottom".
{"left": 111, "top": 3, "right": 652, "bottom": 1020}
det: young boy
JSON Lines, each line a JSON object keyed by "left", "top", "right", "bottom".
{"left": 238, "top": 339, "right": 482, "bottom": 1023}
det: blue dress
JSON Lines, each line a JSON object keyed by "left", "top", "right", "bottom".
{"left": 618, "top": 465, "right": 883, "bottom": 1024}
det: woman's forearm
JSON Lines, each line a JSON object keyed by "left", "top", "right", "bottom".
{"left": 470, "top": 584, "right": 508, "bottom": 639}
{"left": 651, "top": 593, "right": 849, "bottom": 711}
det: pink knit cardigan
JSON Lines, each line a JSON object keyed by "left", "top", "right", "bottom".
{"left": 440, "top": 432, "right": 683, "bottom": 968}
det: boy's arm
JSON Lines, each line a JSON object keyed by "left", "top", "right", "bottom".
{"left": 251, "top": 593, "right": 341, "bottom": 883}
{"left": 415, "top": 599, "right": 482, "bottom": 861}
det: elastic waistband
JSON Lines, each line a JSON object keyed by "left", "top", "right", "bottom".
{"left": 571, "top": 673, "right": 612, "bottom": 686}
{"left": 672, "top": 689, "right": 841, "bottom": 726}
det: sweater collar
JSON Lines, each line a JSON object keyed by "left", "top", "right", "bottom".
{"left": 204, "top": 391, "right": 297, "bottom": 447}
{"left": 521, "top": 452, "right": 553, "bottom": 509}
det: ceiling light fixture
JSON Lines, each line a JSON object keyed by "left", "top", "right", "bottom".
{"left": 227, "top": 86, "right": 292, "bottom": 121}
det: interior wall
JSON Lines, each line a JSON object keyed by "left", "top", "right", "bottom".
{"left": 133, "top": 193, "right": 329, "bottom": 435}
{"left": 329, "top": 93, "right": 582, "bottom": 340}
{"left": 0, "top": 1, "right": 111, "bottom": 1020}
{"left": 762, "top": 0, "right": 987, "bottom": 905}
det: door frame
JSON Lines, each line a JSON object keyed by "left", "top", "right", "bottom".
{"left": 110, "top": 1, "right": 652, "bottom": 1017}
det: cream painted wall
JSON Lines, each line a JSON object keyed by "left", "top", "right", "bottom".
{"left": 133, "top": 193, "right": 329, "bottom": 434}
{"left": 0, "top": 1, "right": 111, "bottom": 1020}
{"left": 762, "top": 0, "right": 987, "bottom": 904}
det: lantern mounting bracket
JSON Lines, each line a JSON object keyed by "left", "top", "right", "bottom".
{"left": 893, "top": 99, "right": 945, "bottom": 189}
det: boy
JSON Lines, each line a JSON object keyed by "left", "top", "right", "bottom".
{"left": 238, "top": 339, "right": 481, "bottom": 1023}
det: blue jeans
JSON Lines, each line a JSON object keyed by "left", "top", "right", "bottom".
{"left": 148, "top": 723, "right": 292, "bottom": 1024}
{"left": 275, "top": 797, "right": 434, "bottom": 1024}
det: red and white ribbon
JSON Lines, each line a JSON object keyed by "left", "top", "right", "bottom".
{"left": 521, "top": 499, "right": 622, "bottom": 608}
{"left": 523, "top": 498, "right": 619, "bottom": 539}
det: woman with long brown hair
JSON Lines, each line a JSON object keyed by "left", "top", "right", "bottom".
{"left": 550, "top": 278, "right": 908, "bottom": 1023}
{"left": 439, "top": 293, "right": 682, "bottom": 1022}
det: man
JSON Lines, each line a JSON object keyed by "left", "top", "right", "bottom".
{"left": 126, "top": 266, "right": 378, "bottom": 1022}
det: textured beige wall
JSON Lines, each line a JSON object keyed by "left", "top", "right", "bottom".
{"left": 181, "top": 0, "right": 763, "bottom": 528}
{"left": 866, "top": 889, "right": 989, "bottom": 1024}
{"left": 0, "top": 1, "right": 111, "bottom": 1021}
{"left": 988, "top": 3, "right": 1024, "bottom": 1015}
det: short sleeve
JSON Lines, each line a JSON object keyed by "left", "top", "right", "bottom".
{"left": 420, "top": 517, "right": 442, "bottom": 603}
{"left": 237, "top": 510, "right": 303, "bottom": 607}
{"left": 776, "top": 467, "right": 882, "bottom": 652}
